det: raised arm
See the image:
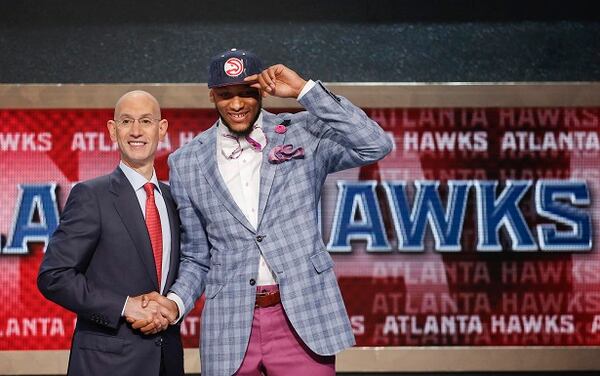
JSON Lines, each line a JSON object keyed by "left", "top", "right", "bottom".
{"left": 246, "top": 64, "right": 393, "bottom": 173}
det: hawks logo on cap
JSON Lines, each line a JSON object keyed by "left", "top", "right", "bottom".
{"left": 208, "top": 49, "right": 262, "bottom": 88}
{"left": 224, "top": 57, "right": 244, "bottom": 77}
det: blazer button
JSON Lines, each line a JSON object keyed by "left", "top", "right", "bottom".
{"left": 256, "top": 235, "right": 264, "bottom": 242}
{"left": 249, "top": 279, "right": 256, "bottom": 286}
{"left": 155, "top": 338, "right": 163, "bottom": 346}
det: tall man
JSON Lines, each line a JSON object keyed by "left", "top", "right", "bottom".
{"left": 37, "top": 91, "right": 184, "bottom": 376}
{"left": 154, "top": 49, "right": 392, "bottom": 375}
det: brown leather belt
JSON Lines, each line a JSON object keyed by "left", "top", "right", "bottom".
{"left": 255, "top": 290, "right": 281, "bottom": 308}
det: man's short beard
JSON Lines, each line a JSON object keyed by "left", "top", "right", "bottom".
{"left": 218, "top": 104, "right": 262, "bottom": 137}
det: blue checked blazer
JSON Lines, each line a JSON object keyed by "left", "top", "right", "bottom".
{"left": 168, "top": 81, "right": 392, "bottom": 376}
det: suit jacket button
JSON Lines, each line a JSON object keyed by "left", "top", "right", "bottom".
{"left": 249, "top": 279, "right": 256, "bottom": 286}
{"left": 256, "top": 235, "right": 264, "bottom": 242}
{"left": 155, "top": 338, "right": 163, "bottom": 346}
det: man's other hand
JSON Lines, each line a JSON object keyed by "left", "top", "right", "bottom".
{"left": 244, "top": 64, "right": 307, "bottom": 99}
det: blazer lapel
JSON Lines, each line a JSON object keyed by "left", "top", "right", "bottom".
{"left": 109, "top": 168, "right": 159, "bottom": 291}
{"left": 161, "top": 184, "right": 180, "bottom": 293}
{"left": 194, "top": 124, "right": 255, "bottom": 233}
{"left": 257, "top": 111, "right": 287, "bottom": 229}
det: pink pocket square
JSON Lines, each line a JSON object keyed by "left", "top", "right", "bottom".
{"left": 268, "top": 144, "right": 304, "bottom": 164}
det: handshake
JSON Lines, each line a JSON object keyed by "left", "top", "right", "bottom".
{"left": 123, "top": 292, "right": 179, "bottom": 335}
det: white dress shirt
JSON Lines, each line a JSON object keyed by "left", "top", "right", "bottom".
{"left": 120, "top": 161, "right": 172, "bottom": 314}
{"left": 217, "top": 112, "right": 277, "bottom": 285}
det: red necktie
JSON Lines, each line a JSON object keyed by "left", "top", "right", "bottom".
{"left": 143, "top": 182, "right": 163, "bottom": 290}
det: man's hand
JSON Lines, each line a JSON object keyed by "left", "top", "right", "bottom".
{"left": 124, "top": 294, "right": 169, "bottom": 335}
{"left": 244, "top": 64, "right": 307, "bottom": 99}
{"left": 141, "top": 291, "right": 179, "bottom": 324}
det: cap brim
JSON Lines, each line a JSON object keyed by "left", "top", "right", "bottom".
{"left": 208, "top": 81, "right": 255, "bottom": 88}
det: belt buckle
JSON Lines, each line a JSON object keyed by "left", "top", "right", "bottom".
{"left": 255, "top": 290, "right": 280, "bottom": 308}
{"left": 256, "top": 291, "right": 274, "bottom": 298}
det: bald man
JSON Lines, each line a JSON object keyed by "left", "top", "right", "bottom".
{"left": 38, "top": 91, "right": 184, "bottom": 376}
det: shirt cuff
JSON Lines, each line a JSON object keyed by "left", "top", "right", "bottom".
{"left": 166, "top": 292, "right": 186, "bottom": 323}
{"left": 297, "top": 79, "right": 316, "bottom": 100}
{"left": 121, "top": 296, "right": 129, "bottom": 317}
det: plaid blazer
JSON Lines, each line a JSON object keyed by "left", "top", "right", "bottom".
{"left": 168, "top": 81, "right": 392, "bottom": 376}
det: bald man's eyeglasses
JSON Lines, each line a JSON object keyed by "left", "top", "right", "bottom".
{"left": 114, "top": 117, "right": 160, "bottom": 128}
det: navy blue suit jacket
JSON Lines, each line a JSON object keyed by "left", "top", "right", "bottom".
{"left": 38, "top": 167, "right": 183, "bottom": 376}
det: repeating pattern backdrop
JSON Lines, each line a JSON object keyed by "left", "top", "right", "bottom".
{"left": 1, "top": 106, "right": 600, "bottom": 349}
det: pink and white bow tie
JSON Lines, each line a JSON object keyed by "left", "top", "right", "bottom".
{"left": 221, "top": 125, "right": 268, "bottom": 160}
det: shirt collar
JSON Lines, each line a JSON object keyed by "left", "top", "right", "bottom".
{"left": 119, "top": 161, "right": 162, "bottom": 195}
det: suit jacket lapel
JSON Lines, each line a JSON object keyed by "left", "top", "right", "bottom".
{"left": 257, "top": 111, "right": 286, "bottom": 229}
{"left": 161, "top": 183, "right": 180, "bottom": 292}
{"left": 109, "top": 168, "right": 160, "bottom": 291}
{"left": 194, "top": 123, "right": 255, "bottom": 233}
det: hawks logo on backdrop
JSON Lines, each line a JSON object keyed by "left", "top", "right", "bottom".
{"left": 224, "top": 57, "right": 244, "bottom": 77}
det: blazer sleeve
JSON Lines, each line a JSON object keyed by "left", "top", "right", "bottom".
{"left": 166, "top": 155, "right": 211, "bottom": 315}
{"left": 298, "top": 80, "right": 393, "bottom": 173}
{"left": 37, "top": 183, "right": 126, "bottom": 329}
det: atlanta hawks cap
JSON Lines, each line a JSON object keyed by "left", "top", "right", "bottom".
{"left": 208, "top": 48, "right": 263, "bottom": 88}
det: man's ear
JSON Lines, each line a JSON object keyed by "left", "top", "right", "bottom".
{"left": 158, "top": 119, "right": 168, "bottom": 141}
{"left": 107, "top": 120, "right": 117, "bottom": 143}
{"left": 209, "top": 89, "right": 215, "bottom": 103}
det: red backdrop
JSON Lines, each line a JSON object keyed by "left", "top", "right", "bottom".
{"left": 1, "top": 107, "right": 599, "bottom": 349}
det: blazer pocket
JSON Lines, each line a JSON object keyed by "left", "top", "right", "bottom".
{"left": 204, "top": 283, "right": 224, "bottom": 299}
{"left": 310, "top": 250, "right": 335, "bottom": 274}
{"left": 77, "top": 332, "right": 128, "bottom": 354}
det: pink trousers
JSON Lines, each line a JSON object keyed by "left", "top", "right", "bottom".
{"left": 234, "top": 285, "right": 335, "bottom": 376}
